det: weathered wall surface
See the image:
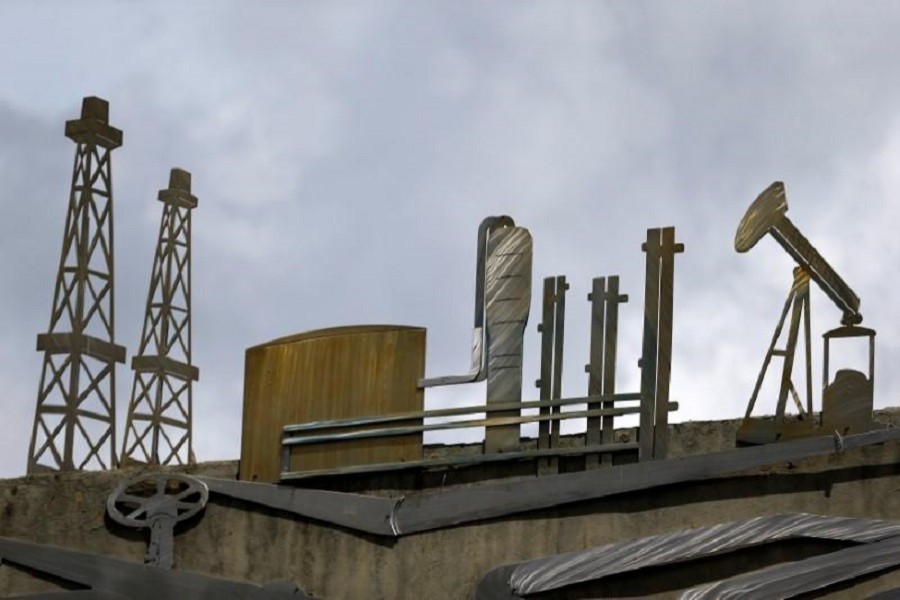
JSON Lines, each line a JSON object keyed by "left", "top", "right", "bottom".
{"left": 3, "top": 413, "right": 900, "bottom": 599}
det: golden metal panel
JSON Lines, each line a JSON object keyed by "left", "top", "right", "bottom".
{"left": 239, "top": 325, "right": 425, "bottom": 482}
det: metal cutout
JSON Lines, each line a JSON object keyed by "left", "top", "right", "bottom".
{"left": 120, "top": 169, "right": 200, "bottom": 466}
{"left": 27, "top": 97, "right": 127, "bottom": 473}
{"left": 735, "top": 182, "right": 876, "bottom": 445}
{"left": 585, "top": 276, "right": 628, "bottom": 468}
{"left": 535, "top": 275, "right": 567, "bottom": 473}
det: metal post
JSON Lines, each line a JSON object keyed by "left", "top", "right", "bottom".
{"left": 549, "top": 276, "right": 567, "bottom": 472}
{"left": 653, "top": 227, "right": 683, "bottom": 460}
{"left": 587, "top": 276, "right": 628, "bottom": 469}
{"left": 536, "top": 277, "right": 556, "bottom": 471}
{"left": 639, "top": 229, "right": 661, "bottom": 461}
{"left": 28, "top": 97, "right": 126, "bottom": 473}
{"left": 585, "top": 277, "right": 605, "bottom": 469}
{"left": 121, "top": 169, "right": 200, "bottom": 466}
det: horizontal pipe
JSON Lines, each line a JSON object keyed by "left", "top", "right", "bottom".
{"left": 283, "top": 392, "right": 653, "bottom": 434}
{"left": 284, "top": 406, "right": 649, "bottom": 446}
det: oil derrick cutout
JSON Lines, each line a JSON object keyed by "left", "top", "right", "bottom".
{"left": 27, "top": 97, "right": 126, "bottom": 473}
{"left": 121, "top": 168, "right": 199, "bottom": 466}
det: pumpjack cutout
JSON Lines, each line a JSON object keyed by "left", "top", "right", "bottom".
{"left": 735, "top": 181, "right": 876, "bottom": 445}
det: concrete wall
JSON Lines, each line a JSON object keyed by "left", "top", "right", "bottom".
{"left": 4, "top": 413, "right": 900, "bottom": 599}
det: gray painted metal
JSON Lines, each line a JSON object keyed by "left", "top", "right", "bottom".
{"left": 121, "top": 168, "right": 199, "bottom": 467}
{"left": 418, "top": 216, "right": 514, "bottom": 388}
{"left": 7, "top": 593, "right": 131, "bottom": 599}
{"left": 500, "top": 513, "right": 900, "bottom": 596}
{"left": 391, "top": 427, "right": 900, "bottom": 535}
{"left": 106, "top": 473, "right": 208, "bottom": 569}
{"left": 0, "top": 536, "right": 310, "bottom": 599}
{"left": 28, "top": 96, "right": 127, "bottom": 473}
{"left": 215, "top": 428, "right": 900, "bottom": 538}
{"left": 200, "top": 476, "right": 399, "bottom": 536}
{"left": 681, "top": 533, "right": 900, "bottom": 599}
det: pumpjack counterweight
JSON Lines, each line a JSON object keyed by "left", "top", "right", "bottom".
{"left": 27, "top": 97, "right": 126, "bottom": 473}
{"left": 121, "top": 168, "right": 199, "bottom": 466}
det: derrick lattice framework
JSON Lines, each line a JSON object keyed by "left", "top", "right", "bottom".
{"left": 28, "top": 97, "right": 126, "bottom": 473}
{"left": 121, "top": 168, "right": 199, "bottom": 466}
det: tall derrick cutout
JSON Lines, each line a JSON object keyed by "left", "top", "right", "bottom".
{"left": 121, "top": 168, "right": 199, "bottom": 466}
{"left": 27, "top": 97, "right": 126, "bottom": 472}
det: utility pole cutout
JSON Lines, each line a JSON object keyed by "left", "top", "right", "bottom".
{"left": 28, "top": 97, "right": 126, "bottom": 473}
{"left": 121, "top": 168, "right": 199, "bottom": 466}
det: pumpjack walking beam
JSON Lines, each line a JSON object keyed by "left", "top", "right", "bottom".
{"left": 121, "top": 169, "right": 200, "bottom": 466}
{"left": 27, "top": 97, "right": 126, "bottom": 473}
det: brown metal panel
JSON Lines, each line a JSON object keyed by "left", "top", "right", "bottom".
{"left": 239, "top": 325, "right": 425, "bottom": 482}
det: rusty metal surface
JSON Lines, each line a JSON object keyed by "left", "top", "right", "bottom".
{"left": 475, "top": 513, "right": 900, "bottom": 597}
{"left": 121, "top": 169, "right": 199, "bottom": 467}
{"left": 28, "top": 96, "right": 127, "bottom": 473}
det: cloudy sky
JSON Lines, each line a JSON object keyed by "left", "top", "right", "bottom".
{"left": 1, "top": 1, "right": 899, "bottom": 478}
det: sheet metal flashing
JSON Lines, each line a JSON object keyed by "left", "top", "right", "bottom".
{"left": 200, "top": 427, "right": 900, "bottom": 538}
